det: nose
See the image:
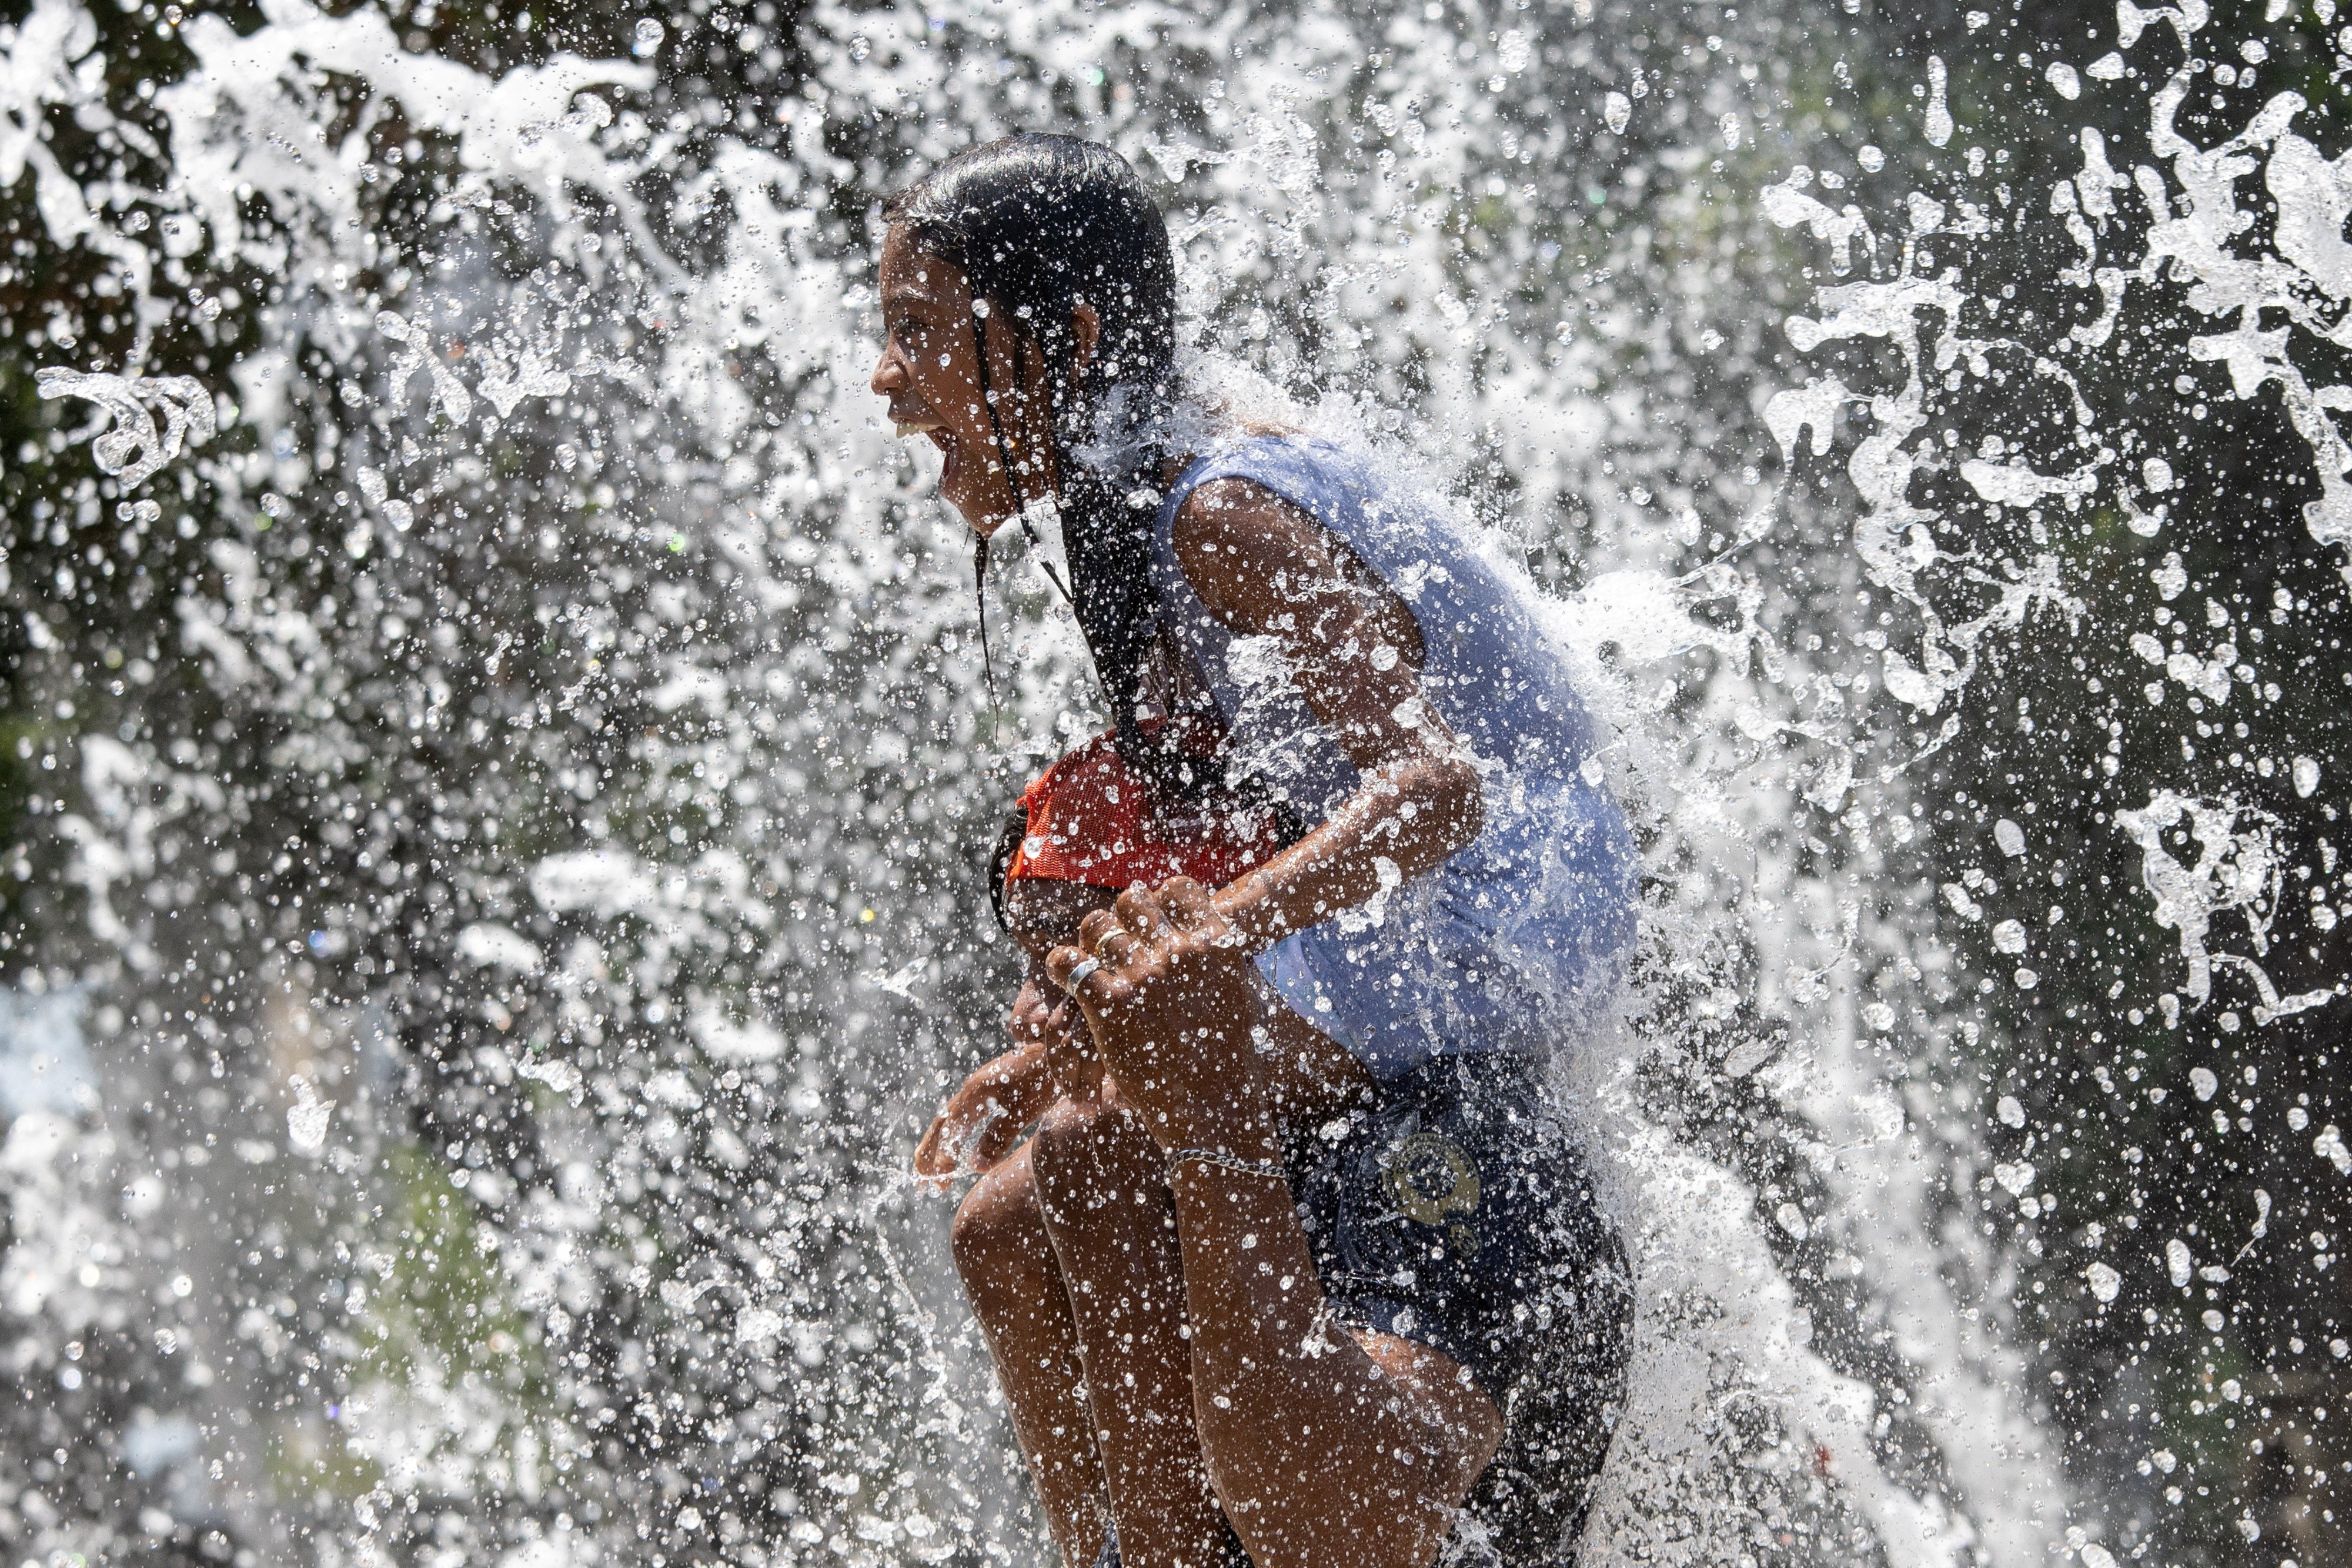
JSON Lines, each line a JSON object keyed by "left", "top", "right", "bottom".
{"left": 871, "top": 339, "right": 907, "bottom": 399}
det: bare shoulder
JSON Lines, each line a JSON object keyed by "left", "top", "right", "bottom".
{"left": 1171, "top": 476, "right": 1425, "bottom": 661}
{"left": 1172, "top": 478, "right": 1329, "bottom": 561}
{"left": 1171, "top": 478, "right": 1337, "bottom": 631}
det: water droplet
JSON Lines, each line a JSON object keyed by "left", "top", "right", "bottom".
{"left": 1923, "top": 57, "right": 1953, "bottom": 148}
{"left": 633, "top": 18, "right": 664, "bottom": 55}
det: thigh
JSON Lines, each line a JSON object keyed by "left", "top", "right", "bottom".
{"left": 951, "top": 1138, "right": 1047, "bottom": 1293}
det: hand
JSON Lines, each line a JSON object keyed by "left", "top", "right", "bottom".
{"left": 914, "top": 1039, "right": 1052, "bottom": 1183}
{"left": 1045, "top": 878, "right": 1279, "bottom": 1156}
{"left": 1011, "top": 972, "right": 1109, "bottom": 1106}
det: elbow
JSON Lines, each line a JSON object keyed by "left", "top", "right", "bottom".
{"left": 1415, "top": 754, "right": 1484, "bottom": 864}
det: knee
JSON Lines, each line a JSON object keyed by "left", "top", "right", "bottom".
{"left": 950, "top": 1151, "right": 1048, "bottom": 1303}
{"left": 1028, "top": 1097, "right": 1158, "bottom": 1217}
{"left": 1026, "top": 1096, "right": 1097, "bottom": 1188}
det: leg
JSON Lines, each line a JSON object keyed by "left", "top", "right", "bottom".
{"left": 953, "top": 1140, "right": 1110, "bottom": 1567}
{"left": 1044, "top": 883, "right": 1505, "bottom": 1567}
{"left": 1171, "top": 1163, "right": 1504, "bottom": 1568}
{"left": 1030, "top": 1097, "right": 1231, "bottom": 1568}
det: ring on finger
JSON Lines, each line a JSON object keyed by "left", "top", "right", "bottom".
{"left": 1064, "top": 955, "right": 1104, "bottom": 987}
{"left": 1091, "top": 925, "right": 1131, "bottom": 959}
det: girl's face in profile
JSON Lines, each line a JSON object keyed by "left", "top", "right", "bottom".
{"left": 870, "top": 226, "right": 1027, "bottom": 536}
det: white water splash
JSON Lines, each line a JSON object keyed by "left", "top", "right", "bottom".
{"left": 11, "top": 0, "right": 2348, "bottom": 1564}
{"left": 34, "top": 369, "right": 215, "bottom": 486}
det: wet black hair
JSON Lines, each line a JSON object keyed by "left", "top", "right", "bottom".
{"left": 884, "top": 133, "right": 1201, "bottom": 802}
{"left": 986, "top": 805, "right": 1025, "bottom": 932}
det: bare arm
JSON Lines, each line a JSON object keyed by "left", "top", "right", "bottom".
{"left": 1170, "top": 477, "right": 1484, "bottom": 950}
{"left": 913, "top": 1035, "right": 1056, "bottom": 1180}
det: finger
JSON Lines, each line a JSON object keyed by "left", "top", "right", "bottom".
{"left": 1012, "top": 975, "right": 1063, "bottom": 1042}
{"left": 1044, "top": 1029, "right": 1098, "bottom": 1103}
{"left": 914, "top": 1121, "right": 955, "bottom": 1181}
{"left": 1114, "top": 884, "right": 1172, "bottom": 941}
{"left": 1075, "top": 907, "right": 1125, "bottom": 955}
{"left": 1045, "top": 941, "right": 1121, "bottom": 1001}
{"left": 1041, "top": 997, "right": 1093, "bottom": 1056}
{"left": 1158, "top": 876, "right": 1215, "bottom": 928}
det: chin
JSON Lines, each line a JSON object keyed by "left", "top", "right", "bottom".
{"left": 938, "top": 491, "right": 988, "bottom": 536}
{"left": 942, "top": 488, "right": 1012, "bottom": 539}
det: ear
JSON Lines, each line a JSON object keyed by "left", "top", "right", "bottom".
{"left": 1068, "top": 302, "right": 1103, "bottom": 383}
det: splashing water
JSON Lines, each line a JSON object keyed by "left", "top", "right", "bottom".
{"left": 5, "top": 2, "right": 2350, "bottom": 1567}
{"left": 33, "top": 369, "right": 215, "bottom": 487}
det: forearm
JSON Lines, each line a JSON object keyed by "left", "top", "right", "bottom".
{"left": 1213, "top": 754, "right": 1483, "bottom": 951}
{"left": 985, "top": 1039, "right": 1058, "bottom": 1117}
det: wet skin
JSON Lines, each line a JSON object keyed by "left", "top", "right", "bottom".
{"left": 877, "top": 227, "right": 1501, "bottom": 1568}
{"left": 871, "top": 224, "right": 1096, "bottom": 538}
{"left": 931, "top": 881, "right": 1379, "bottom": 1568}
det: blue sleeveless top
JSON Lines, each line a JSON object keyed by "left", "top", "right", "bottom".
{"left": 1151, "top": 434, "right": 1637, "bottom": 1079}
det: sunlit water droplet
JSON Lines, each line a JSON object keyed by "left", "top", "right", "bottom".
{"left": 1923, "top": 56, "right": 1953, "bottom": 146}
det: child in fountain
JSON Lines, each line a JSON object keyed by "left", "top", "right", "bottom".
{"left": 916, "top": 720, "right": 1297, "bottom": 1184}
{"left": 878, "top": 134, "right": 1636, "bottom": 1568}
{"left": 918, "top": 728, "right": 1629, "bottom": 1568}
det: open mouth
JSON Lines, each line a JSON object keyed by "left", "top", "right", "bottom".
{"left": 924, "top": 427, "right": 958, "bottom": 489}
{"left": 893, "top": 412, "right": 960, "bottom": 494}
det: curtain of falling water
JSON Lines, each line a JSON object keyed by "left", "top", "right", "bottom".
{"left": 2, "top": 2, "right": 2348, "bottom": 1567}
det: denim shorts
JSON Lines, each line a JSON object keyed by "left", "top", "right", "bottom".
{"left": 1282, "top": 1052, "right": 1633, "bottom": 1563}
